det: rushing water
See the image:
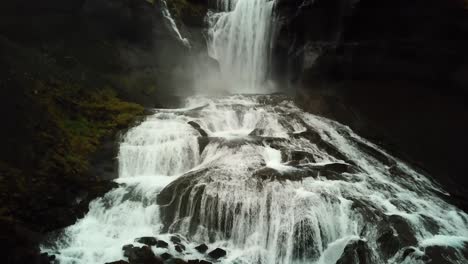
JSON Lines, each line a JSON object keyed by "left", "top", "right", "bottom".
{"left": 42, "top": 95, "right": 468, "bottom": 264}
{"left": 207, "top": 0, "right": 276, "bottom": 93}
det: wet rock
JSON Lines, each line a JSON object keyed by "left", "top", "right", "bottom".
{"left": 175, "top": 244, "right": 185, "bottom": 253}
{"left": 160, "top": 252, "right": 173, "bottom": 260}
{"left": 293, "top": 129, "right": 353, "bottom": 164}
{"left": 157, "top": 169, "right": 209, "bottom": 234}
{"left": 289, "top": 150, "right": 316, "bottom": 163}
{"left": 208, "top": 248, "right": 227, "bottom": 259}
{"left": 195, "top": 244, "right": 208, "bottom": 254}
{"left": 156, "top": 240, "right": 169, "bottom": 248}
{"left": 422, "top": 243, "right": 468, "bottom": 264}
{"left": 252, "top": 167, "right": 283, "bottom": 181}
{"left": 165, "top": 259, "right": 188, "bottom": 264}
{"left": 127, "top": 245, "right": 163, "bottom": 264}
{"left": 39, "top": 252, "right": 56, "bottom": 264}
{"left": 135, "top": 237, "right": 158, "bottom": 246}
{"left": 123, "top": 244, "right": 135, "bottom": 257}
{"left": 376, "top": 215, "right": 417, "bottom": 260}
{"left": 170, "top": 236, "right": 182, "bottom": 244}
{"left": 188, "top": 121, "right": 208, "bottom": 137}
{"left": 105, "top": 261, "right": 130, "bottom": 264}
{"left": 249, "top": 128, "right": 265, "bottom": 136}
{"left": 336, "top": 239, "right": 372, "bottom": 264}
{"left": 187, "top": 261, "right": 212, "bottom": 264}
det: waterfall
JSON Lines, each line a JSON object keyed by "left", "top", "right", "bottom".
{"left": 207, "top": 0, "right": 276, "bottom": 93}
{"left": 41, "top": 95, "right": 468, "bottom": 264}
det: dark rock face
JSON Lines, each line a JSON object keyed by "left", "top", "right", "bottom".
{"left": 336, "top": 239, "right": 372, "bottom": 264}
{"left": 273, "top": 0, "right": 468, "bottom": 212}
{"left": 106, "top": 261, "right": 130, "bottom": 264}
{"left": 376, "top": 215, "right": 418, "bottom": 260}
{"left": 194, "top": 244, "right": 209, "bottom": 254}
{"left": 208, "top": 248, "right": 227, "bottom": 259}
{"left": 126, "top": 245, "right": 163, "bottom": 264}
{"left": 156, "top": 240, "right": 169, "bottom": 248}
{"left": 135, "top": 237, "right": 158, "bottom": 246}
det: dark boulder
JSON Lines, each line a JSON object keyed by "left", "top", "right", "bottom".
{"left": 123, "top": 244, "right": 135, "bottom": 257}
{"left": 376, "top": 215, "right": 417, "bottom": 260}
{"left": 160, "top": 252, "right": 173, "bottom": 260}
{"left": 194, "top": 244, "right": 208, "bottom": 254}
{"left": 188, "top": 260, "right": 212, "bottom": 264}
{"left": 336, "top": 239, "right": 372, "bottom": 264}
{"left": 289, "top": 150, "right": 316, "bottom": 164}
{"left": 170, "top": 236, "right": 182, "bottom": 244}
{"left": 208, "top": 248, "right": 226, "bottom": 259}
{"left": 165, "top": 259, "right": 188, "bottom": 264}
{"left": 422, "top": 243, "right": 468, "bottom": 264}
{"left": 175, "top": 244, "right": 185, "bottom": 253}
{"left": 105, "top": 261, "right": 130, "bottom": 264}
{"left": 126, "top": 245, "right": 163, "bottom": 264}
{"left": 156, "top": 240, "right": 169, "bottom": 248}
{"left": 188, "top": 121, "right": 208, "bottom": 137}
{"left": 135, "top": 237, "right": 158, "bottom": 246}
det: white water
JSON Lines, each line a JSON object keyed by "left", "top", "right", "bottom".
{"left": 42, "top": 95, "right": 468, "bottom": 264}
{"left": 207, "top": 0, "right": 276, "bottom": 93}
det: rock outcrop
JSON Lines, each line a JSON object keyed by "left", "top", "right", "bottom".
{"left": 273, "top": 0, "right": 468, "bottom": 212}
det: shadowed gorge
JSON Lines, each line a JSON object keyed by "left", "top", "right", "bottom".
{"left": 1, "top": 0, "right": 468, "bottom": 264}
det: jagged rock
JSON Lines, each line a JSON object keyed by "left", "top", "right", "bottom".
{"left": 105, "top": 261, "right": 130, "bottom": 264}
{"left": 252, "top": 167, "right": 283, "bottom": 181}
{"left": 194, "top": 244, "right": 208, "bottom": 254}
{"left": 39, "top": 252, "right": 56, "bottom": 264}
{"left": 208, "top": 248, "right": 226, "bottom": 259}
{"left": 156, "top": 240, "right": 169, "bottom": 248}
{"left": 188, "top": 121, "right": 208, "bottom": 137}
{"left": 160, "top": 252, "right": 173, "bottom": 260}
{"left": 422, "top": 243, "right": 468, "bottom": 264}
{"left": 336, "top": 239, "right": 372, "bottom": 264}
{"left": 376, "top": 215, "right": 417, "bottom": 260}
{"left": 135, "top": 237, "right": 158, "bottom": 246}
{"left": 289, "top": 150, "right": 316, "bottom": 164}
{"left": 187, "top": 260, "right": 212, "bottom": 264}
{"left": 123, "top": 244, "right": 135, "bottom": 257}
{"left": 175, "top": 244, "right": 185, "bottom": 253}
{"left": 157, "top": 169, "right": 209, "bottom": 234}
{"left": 170, "top": 236, "right": 182, "bottom": 244}
{"left": 126, "top": 245, "right": 163, "bottom": 264}
{"left": 165, "top": 259, "right": 188, "bottom": 264}
{"left": 249, "top": 128, "right": 265, "bottom": 136}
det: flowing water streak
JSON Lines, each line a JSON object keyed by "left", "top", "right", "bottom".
{"left": 41, "top": 95, "right": 468, "bottom": 264}
{"left": 207, "top": 0, "right": 276, "bottom": 93}
{"left": 161, "top": 0, "right": 191, "bottom": 47}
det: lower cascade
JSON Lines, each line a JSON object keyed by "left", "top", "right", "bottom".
{"left": 41, "top": 95, "right": 468, "bottom": 264}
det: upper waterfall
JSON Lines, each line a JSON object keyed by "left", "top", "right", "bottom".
{"left": 207, "top": 0, "right": 276, "bottom": 94}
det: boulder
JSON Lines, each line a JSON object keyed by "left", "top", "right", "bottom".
{"left": 175, "top": 244, "right": 185, "bottom": 253}
{"left": 207, "top": 248, "right": 226, "bottom": 259}
{"left": 188, "top": 121, "right": 208, "bottom": 137}
{"left": 336, "top": 239, "right": 372, "bottom": 264}
{"left": 376, "top": 215, "right": 417, "bottom": 260}
{"left": 156, "top": 240, "right": 169, "bottom": 248}
{"left": 170, "top": 236, "right": 182, "bottom": 244}
{"left": 160, "top": 252, "right": 173, "bottom": 260}
{"left": 422, "top": 243, "right": 468, "bottom": 264}
{"left": 194, "top": 244, "right": 208, "bottom": 254}
{"left": 126, "top": 245, "right": 163, "bottom": 264}
{"left": 135, "top": 237, "right": 158, "bottom": 246}
{"left": 165, "top": 259, "right": 188, "bottom": 264}
{"left": 123, "top": 244, "right": 135, "bottom": 257}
